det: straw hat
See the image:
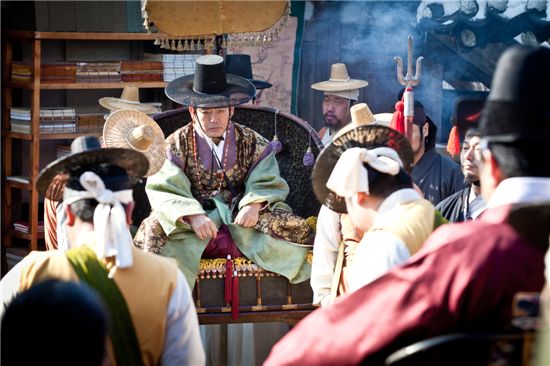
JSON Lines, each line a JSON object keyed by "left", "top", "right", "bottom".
{"left": 102, "top": 110, "right": 166, "bottom": 177}
{"left": 311, "top": 124, "right": 413, "bottom": 213}
{"left": 99, "top": 85, "right": 159, "bottom": 115}
{"left": 165, "top": 55, "right": 256, "bottom": 108}
{"left": 36, "top": 136, "right": 149, "bottom": 199}
{"left": 333, "top": 103, "right": 376, "bottom": 139}
{"left": 311, "top": 63, "right": 368, "bottom": 93}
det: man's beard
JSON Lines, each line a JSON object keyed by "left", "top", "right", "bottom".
{"left": 324, "top": 114, "right": 343, "bottom": 130}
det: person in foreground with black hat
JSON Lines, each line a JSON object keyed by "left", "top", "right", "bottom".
{"left": 1, "top": 136, "right": 205, "bottom": 366}
{"left": 134, "top": 54, "right": 313, "bottom": 289}
{"left": 265, "top": 46, "right": 550, "bottom": 366}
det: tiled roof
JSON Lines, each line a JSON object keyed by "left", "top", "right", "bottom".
{"left": 417, "top": 0, "right": 550, "bottom": 27}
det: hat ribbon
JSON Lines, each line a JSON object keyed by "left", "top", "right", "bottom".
{"left": 329, "top": 76, "right": 351, "bottom": 82}
{"left": 118, "top": 99, "right": 141, "bottom": 104}
{"left": 64, "top": 171, "right": 134, "bottom": 272}
{"left": 326, "top": 147, "right": 403, "bottom": 198}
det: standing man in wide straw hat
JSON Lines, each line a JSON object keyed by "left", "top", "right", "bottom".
{"left": 265, "top": 45, "right": 550, "bottom": 366}
{"left": 311, "top": 62, "right": 368, "bottom": 146}
{"left": 1, "top": 135, "right": 205, "bottom": 365}
{"left": 310, "top": 64, "right": 368, "bottom": 307}
{"left": 134, "top": 54, "right": 313, "bottom": 289}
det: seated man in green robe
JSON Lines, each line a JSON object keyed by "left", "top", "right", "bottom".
{"left": 134, "top": 55, "right": 314, "bottom": 288}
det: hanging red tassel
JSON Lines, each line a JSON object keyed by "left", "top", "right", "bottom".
{"left": 390, "top": 99, "right": 405, "bottom": 135}
{"left": 224, "top": 255, "right": 232, "bottom": 304}
{"left": 231, "top": 270, "right": 239, "bottom": 319}
{"left": 447, "top": 125, "right": 461, "bottom": 157}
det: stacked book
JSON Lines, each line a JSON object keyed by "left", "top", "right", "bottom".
{"left": 10, "top": 107, "right": 77, "bottom": 134}
{"left": 77, "top": 62, "right": 121, "bottom": 82}
{"left": 77, "top": 113, "right": 105, "bottom": 133}
{"left": 41, "top": 63, "right": 77, "bottom": 83}
{"left": 121, "top": 61, "right": 163, "bottom": 82}
{"left": 11, "top": 62, "right": 32, "bottom": 83}
{"left": 162, "top": 54, "right": 200, "bottom": 82}
{"left": 13, "top": 221, "right": 45, "bottom": 234}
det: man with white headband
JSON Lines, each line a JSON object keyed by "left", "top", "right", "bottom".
{"left": 312, "top": 120, "right": 441, "bottom": 295}
{"left": 265, "top": 46, "right": 550, "bottom": 366}
{"left": 1, "top": 136, "right": 205, "bottom": 366}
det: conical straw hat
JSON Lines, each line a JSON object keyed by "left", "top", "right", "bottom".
{"left": 99, "top": 85, "right": 159, "bottom": 115}
{"left": 103, "top": 110, "right": 166, "bottom": 176}
{"left": 311, "top": 63, "right": 368, "bottom": 92}
{"left": 334, "top": 103, "right": 376, "bottom": 139}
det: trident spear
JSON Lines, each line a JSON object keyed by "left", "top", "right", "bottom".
{"left": 395, "top": 35, "right": 423, "bottom": 143}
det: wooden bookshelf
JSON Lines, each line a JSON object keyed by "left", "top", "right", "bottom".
{"left": 1, "top": 31, "right": 171, "bottom": 252}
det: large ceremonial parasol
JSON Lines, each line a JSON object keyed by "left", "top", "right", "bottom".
{"left": 142, "top": 0, "right": 290, "bottom": 50}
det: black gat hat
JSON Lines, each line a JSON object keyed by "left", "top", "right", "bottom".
{"left": 165, "top": 54, "right": 256, "bottom": 108}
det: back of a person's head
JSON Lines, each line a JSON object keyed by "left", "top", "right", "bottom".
{"left": 1, "top": 279, "right": 108, "bottom": 366}
{"left": 363, "top": 165, "right": 413, "bottom": 199}
{"left": 67, "top": 163, "right": 132, "bottom": 222}
{"left": 479, "top": 46, "right": 550, "bottom": 178}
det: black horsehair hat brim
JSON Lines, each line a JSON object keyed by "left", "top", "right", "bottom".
{"left": 311, "top": 125, "right": 414, "bottom": 214}
{"left": 165, "top": 74, "right": 256, "bottom": 108}
{"left": 36, "top": 148, "right": 149, "bottom": 200}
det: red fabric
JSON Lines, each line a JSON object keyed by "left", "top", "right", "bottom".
{"left": 390, "top": 99, "right": 405, "bottom": 135}
{"left": 224, "top": 258, "right": 233, "bottom": 304}
{"left": 264, "top": 205, "right": 546, "bottom": 366}
{"left": 202, "top": 225, "right": 243, "bottom": 259}
{"left": 231, "top": 272, "right": 239, "bottom": 319}
{"left": 447, "top": 125, "right": 461, "bottom": 157}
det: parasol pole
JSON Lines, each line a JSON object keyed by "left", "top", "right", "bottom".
{"left": 395, "top": 35, "right": 423, "bottom": 143}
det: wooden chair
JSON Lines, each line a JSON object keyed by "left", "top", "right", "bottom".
{"left": 132, "top": 105, "right": 323, "bottom": 325}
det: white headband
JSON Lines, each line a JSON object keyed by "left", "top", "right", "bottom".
{"left": 324, "top": 90, "right": 359, "bottom": 101}
{"left": 326, "top": 147, "right": 403, "bottom": 198}
{"left": 64, "top": 171, "right": 134, "bottom": 271}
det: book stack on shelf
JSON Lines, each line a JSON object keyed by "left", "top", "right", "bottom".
{"left": 77, "top": 113, "right": 105, "bottom": 133}
{"left": 13, "top": 221, "right": 44, "bottom": 234}
{"left": 77, "top": 62, "right": 120, "bottom": 83}
{"left": 10, "top": 107, "right": 77, "bottom": 134}
{"left": 121, "top": 61, "right": 164, "bottom": 82}
{"left": 11, "top": 62, "right": 32, "bottom": 83}
{"left": 41, "top": 63, "right": 77, "bottom": 83}
{"left": 162, "top": 54, "right": 200, "bottom": 82}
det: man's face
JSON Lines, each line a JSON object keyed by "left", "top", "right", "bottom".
{"left": 191, "top": 106, "right": 233, "bottom": 138}
{"left": 460, "top": 135, "right": 482, "bottom": 184}
{"left": 322, "top": 95, "right": 350, "bottom": 131}
{"left": 411, "top": 122, "right": 428, "bottom": 155}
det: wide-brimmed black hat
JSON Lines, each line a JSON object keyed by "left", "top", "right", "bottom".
{"left": 37, "top": 135, "right": 149, "bottom": 199}
{"left": 479, "top": 46, "right": 550, "bottom": 144}
{"left": 225, "top": 54, "right": 272, "bottom": 90}
{"left": 311, "top": 125, "right": 414, "bottom": 213}
{"left": 165, "top": 54, "right": 256, "bottom": 108}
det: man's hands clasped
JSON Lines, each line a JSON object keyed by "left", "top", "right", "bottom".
{"left": 234, "top": 203, "right": 262, "bottom": 228}
{"left": 187, "top": 214, "right": 218, "bottom": 240}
